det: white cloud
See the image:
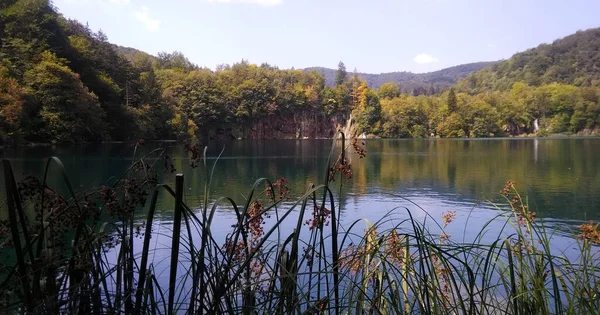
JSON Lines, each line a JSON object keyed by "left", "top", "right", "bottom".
{"left": 133, "top": 6, "right": 160, "bottom": 31}
{"left": 202, "top": 0, "right": 282, "bottom": 6}
{"left": 413, "top": 54, "right": 439, "bottom": 64}
{"left": 487, "top": 43, "right": 497, "bottom": 48}
{"left": 110, "top": 0, "right": 130, "bottom": 4}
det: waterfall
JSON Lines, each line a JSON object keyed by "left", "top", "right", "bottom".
{"left": 341, "top": 113, "right": 355, "bottom": 138}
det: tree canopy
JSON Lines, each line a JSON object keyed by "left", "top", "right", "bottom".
{"left": 1, "top": 1, "right": 599, "bottom": 144}
{"left": 335, "top": 61, "right": 347, "bottom": 86}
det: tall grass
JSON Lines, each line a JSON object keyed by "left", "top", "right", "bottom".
{"left": 0, "top": 136, "right": 599, "bottom": 314}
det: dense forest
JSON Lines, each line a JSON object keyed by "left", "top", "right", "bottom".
{"left": 0, "top": 0, "right": 358, "bottom": 143}
{"left": 381, "top": 27, "right": 600, "bottom": 138}
{"left": 456, "top": 29, "right": 600, "bottom": 93}
{"left": 305, "top": 61, "right": 495, "bottom": 93}
{"left": 1, "top": 0, "right": 599, "bottom": 144}
{"left": 378, "top": 82, "right": 600, "bottom": 138}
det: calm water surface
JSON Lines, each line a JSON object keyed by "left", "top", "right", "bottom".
{"left": 2, "top": 138, "right": 599, "bottom": 247}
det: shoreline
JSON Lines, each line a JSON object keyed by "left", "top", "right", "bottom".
{"left": 2, "top": 133, "right": 600, "bottom": 149}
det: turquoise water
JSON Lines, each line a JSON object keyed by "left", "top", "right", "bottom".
{"left": 2, "top": 138, "right": 599, "bottom": 253}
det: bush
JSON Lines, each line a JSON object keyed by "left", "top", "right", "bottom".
{"left": 548, "top": 113, "right": 571, "bottom": 134}
{"left": 536, "top": 128, "right": 549, "bottom": 137}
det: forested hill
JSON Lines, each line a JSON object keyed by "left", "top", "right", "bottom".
{"left": 0, "top": 0, "right": 370, "bottom": 144}
{"left": 110, "top": 44, "right": 154, "bottom": 63}
{"left": 305, "top": 61, "right": 495, "bottom": 93}
{"left": 456, "top": 27, "right": 600, "bottom": 93}
{"left": 2, "top": 0, "right": 600, "bottom": 144}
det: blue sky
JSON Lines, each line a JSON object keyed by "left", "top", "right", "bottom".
{"left": 55, "top": 0, "right": 600, "bottom": 74}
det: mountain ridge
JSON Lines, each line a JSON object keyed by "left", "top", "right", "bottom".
{"left": 456, "top": 27, "right": 600, "bottom": 93}
{"left": 304, "top": 61, "right": 497, "bottom": 92}
{"left": 110, "top": 43, "right": 496, "bottom": 94}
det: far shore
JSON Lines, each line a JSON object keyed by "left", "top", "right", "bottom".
{"left": 3, "top": 132, "right": 600, "bottom": 150}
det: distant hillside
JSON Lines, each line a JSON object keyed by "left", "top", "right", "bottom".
{"left": 305, "top": 61, "right": 496, "bottom": 94}
{"left": 111, "top": 44, "right": 198, "bottom": 71}
{"left": 456, "top": 27, "right": 600, "bottom": 93}
{"left": 110, "top": 44, "right": 493, "bottom": 95}
{"left": 110, "top": 44, "right": 156, "bottom": 63}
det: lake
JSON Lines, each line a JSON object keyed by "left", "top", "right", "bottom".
{"left": 2, "top": 137, "right": 600, "bottom": 311}
{"left": 1, "top": 138, "right": 599, "bottom": 248}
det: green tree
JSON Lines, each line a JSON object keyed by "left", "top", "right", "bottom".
{"left": 436, "top": 113, "right": 465, "bottom": 138}
{"left": 335, "top": 61, "right": 347, "bottom": 86}
{"left": 378, "top": 82, "right": 400, "bottom": 99}
{"left": 157, "top": 51, "right": 196, "bottom": 72}
{"left": 135, "top": 69, "right": 174, "bottom": 139}
{"left": 321, "top": 86, "right": 338, "bottom": 115}
{"left": 380, "top": 96, "right": 428, "bottom": 138}
{"left": 0, "top": 0, "right": 68, "bottom": 78}
{"left": 177, "top": 69, "right": 224, "bottom": 138}
{"left": 23, "top": 51, "right": 107, "bottom": 142}
{"left": 447, "top": 87, "right": 457, "bottom": 112}
{"left": 462, "top": 98, "right": 501, "bottom": 137}
{"left": 354, "top": 90, "right": 381, "bottom": 135}
{"left": 487, "top": 91, "right": 529, "bottom": 135}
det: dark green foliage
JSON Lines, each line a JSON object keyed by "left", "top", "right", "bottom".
{"left": 23, "top": 51, "right": 107, "bottom": 142}
{"left": 0, "top": 0, "right": 68, "bottom": 78}
{"left": 457, "top": 27, "right": 600, "bottom": 93}
{"left": 447, "top": 87, "right": 457, "bottom": 112}
{"left": 157, "top": 51, "right": 196, "bottom": 72}
{"left": 0, "top": 0, "right": 168, "bottom": 143}
{"left": 168, "top": 69, "right": 225, "bottom": 137}
{"left": 0, "top": 1, "right": 355, "bottom": 143}
{"left": 335, "top": 61, "right": 347, "bottom": 86}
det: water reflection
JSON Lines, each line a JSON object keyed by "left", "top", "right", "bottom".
{"left": 1, "top": 138, "right": 599, "bottom": 225}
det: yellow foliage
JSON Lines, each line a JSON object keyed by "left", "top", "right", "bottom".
{"left": 0, "top": 77, "right": 25, "bottom": 133}
{"left": 187, "top": 119, "right": 198, "bottom": 138}
{"left": 356, "top": 82, "right": 369, "bottom": 111}
{"left": 68, "top": 36, "right": 93, "bottom": 56}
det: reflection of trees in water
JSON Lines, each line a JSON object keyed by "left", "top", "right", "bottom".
{"left": 358, "top": 139, "right": 600, "bottom": 220}
{"left": 2, "top": 139, "right": 599, "bottom": 222}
